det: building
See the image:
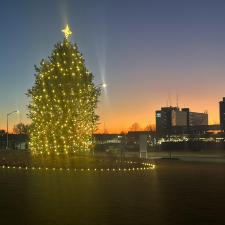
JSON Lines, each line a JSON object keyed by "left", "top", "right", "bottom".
{"left": 171, "top": 109, "right": 187, "bottom": 126}
{"left": 219, "top": 97, "right": 225, "bottom": 131}
{"left": 0, "top": 134, "right": 28, "bottom": 150}
{"left": 156, "top": 106, "right": 208, "bottom": 136}
{"left": 189, "top": 111, "right": 208, "bottom": 126}
{"left": 182, "top": 108, "right": 208, "bottom": 126}
{"left": 94, "top": 134, "right": 123, "bottom": 144}
{"left": 156, "top": 107, "right": 179, "bottom": 136}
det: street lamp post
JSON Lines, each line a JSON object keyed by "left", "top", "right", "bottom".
{"left": 92, "top": 83, "right": 107, "bottom": 156}
{"left": 6, "top": 110, "right": 19, "bottom": 150}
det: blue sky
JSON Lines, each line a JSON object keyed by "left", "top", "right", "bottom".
{"left": 1, "top": 0, "right": 225, "bottom": 132}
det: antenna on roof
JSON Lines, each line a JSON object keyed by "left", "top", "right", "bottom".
{"left": 176, "top": 93, "right": 179, "bottom": 108}
{"left": 168, "top": 92, "right": 172, "bottom": 107}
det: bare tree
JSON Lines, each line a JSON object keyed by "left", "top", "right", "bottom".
{"left": 13, "top": 123, "right": 30, "bottom": 135}
{"left": 144, "top": 124, "right": 156, "bottom": 132}
{"left": 129, "top": 122, "right": 142, "bottom": 131}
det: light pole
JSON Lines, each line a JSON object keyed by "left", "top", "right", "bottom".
{"left": 6, "top": 110, "right": 19, "bottom": 150}
{"left": 92, "top": 83, "right": 107, "bottom": 156}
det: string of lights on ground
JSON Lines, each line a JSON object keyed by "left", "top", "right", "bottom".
{"left": 0, "top": 161, "right": 156, "bottom": 173}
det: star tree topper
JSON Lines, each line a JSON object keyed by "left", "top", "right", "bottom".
{"left": 61, "top": 24, "right": 72, "bottom": 39}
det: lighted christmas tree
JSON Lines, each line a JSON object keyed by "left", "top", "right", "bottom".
{"left": 27, "top": 25, "right": 101, "bottom": 155}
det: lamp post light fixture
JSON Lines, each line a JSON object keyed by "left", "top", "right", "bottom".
{"left": 91, "top": 83, "right": 107, "bottom": 156}
{"left": 102, "top": 83, "right": 107, "bottom": 88}
{"left": 6, "top": 110, "right": 19, "bottom": 150}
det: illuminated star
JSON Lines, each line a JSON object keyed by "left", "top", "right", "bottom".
{"left": 61, "top": 24, "right": 72, "bottom": 40}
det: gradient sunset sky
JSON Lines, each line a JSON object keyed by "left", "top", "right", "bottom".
{"left": 1, "top": 0, "right": 225, "bottom": 133}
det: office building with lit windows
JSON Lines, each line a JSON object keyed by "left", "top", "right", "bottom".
{"left": 156, "top": 106, "right": 208, "bottom": 136}
{"left": 219, "top": 97, "right": 225, "bottom": 131}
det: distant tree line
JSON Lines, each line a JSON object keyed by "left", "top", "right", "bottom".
{"left": 129, "top": 122, "right": 155, "bottom": 132}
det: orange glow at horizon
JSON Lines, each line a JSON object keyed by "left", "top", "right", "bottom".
{"left": 96, "top": 101, "right": 220, "bottom": 134}
{"left": 93, "top": 62, "right": 224, "bottom": 133}
{"left": 1, "top": 101, "right": 219, "bottom": 133}
{"left": 1, "top": 96, "right": 222, "bottom": 134}
{"left": 0, "top": 93, "right": 223, "bottom": 133}
{"left": 0, "top": 68, "right": 225, "bottom": 133}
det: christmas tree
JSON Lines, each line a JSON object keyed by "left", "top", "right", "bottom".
{"left": 27, "top": 25, "right": 101, "bottom": 155}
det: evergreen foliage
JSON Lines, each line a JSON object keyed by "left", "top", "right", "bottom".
{"left": 27, "top": 34, "right": 100, "bottom": 155}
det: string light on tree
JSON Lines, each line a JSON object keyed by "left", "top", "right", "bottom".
{"left": 27, "top": 25, "right": 101, "bottom": 155}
